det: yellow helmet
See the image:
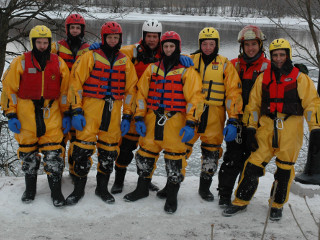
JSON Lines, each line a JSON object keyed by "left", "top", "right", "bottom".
{"left": 198, "top": 27, "right": 220, "bottom": 49}
{"left": 269, "top": 38, "right": 292, "bottom": 60}
{"left": 29, "top": 25, "right": 52, "bottom": 49}
{"left": 237, "top": 25, "right": 266, "bottom": 43}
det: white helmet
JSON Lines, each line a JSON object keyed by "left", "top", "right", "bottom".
{"left": 142, "top": 19, "right": 162, "bottom": 39}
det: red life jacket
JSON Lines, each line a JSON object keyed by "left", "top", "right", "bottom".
{"left": 133, "top": 40, "right": 161, "bottom": 78}
{"left": 83, "top": 49, "right": 127, "bottom": 100}
{"left": 231, "top": 54, "right": 270, "bottom": 108}
{"left": 147, "top": 62, "right": 187, "bottom": 112}
{"left": 261, "top": 67, "right": 303, "bottom": 116}
{"left": 18, "top": 51, "right": 61, "bottom": 100}
{"left": 57, "top": 39, "right": 90, "bottom": 70}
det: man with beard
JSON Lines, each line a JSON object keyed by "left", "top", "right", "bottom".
{"left": 123, "top": 31, "right": 203, "bottom": 214}
{"left": 217, "top": 25, "right": 270, "bottom": 208}
{"left": 0, "top": 25, "right": 70, "bottom": 207}
{"left": 223, "top": 38, "right": 320, "bottom": 221}
{"left": 168, "top": 27, "right": 243, "bottom": 203}
{"left": 51, "top": 13, "right": 90, "bottom": 178}
{"left": 65, "top": 21, "right": 138, "bottom": 205}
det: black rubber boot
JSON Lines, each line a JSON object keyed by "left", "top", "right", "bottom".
{"left": 295, "top": 129, "right": 320, "bottom": 185}
{"left": 47, "top": 175, "right": 65, "bottom": 207}
{"left": 111, "top": 166, "right": 127, "bottom": 194}
{"left": 222, "top": 204, "right": 247, "bottom": 217}
{"left": 156, "top": 180, "right": 169, "bottom": 199}
{"left": 21, "top": 174, "right": 37, "bottom": 203}
{"left": 218, "top": 195, "right": 232, "bottom": 208}
{"left": 164, "top": 182, "right": 180, "bottom": 214}
{"left": 123, "top": 177, "right": 151, "bottom": 202}
{"left": 198, "top": 176, "right": 214, "bottom": 201}
{"left": 269, "top": 207, "right": 283, "bottom": 221}
{"left": 95, "top": 172, "right": 115, "bottom": 204}
{"left": 66, "top": 176, "right": 87, "bottom": 205}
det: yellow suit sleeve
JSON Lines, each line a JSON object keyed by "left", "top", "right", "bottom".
{"left": 1, "top": 55, "right": 25, "bottom": 115}
{"left": 297, "top": 72, "right": 320, "bottom": 131}
{"left": 123, "top": 58, "right": 138, "bottom": 116}
{"left": 182, "top": 67, "right": 204, "bottom": 122}
{"left": 120, "top": 44, "right": 135, "bottom": 61}
{"left": 224, "top": 59, "right": 243, "bottom": 119}
{"left": 51, "top": 42, "right": 58, "bottom": 54}
{"left": 245, "top": 74, "right": 263, "bottom": 129}
{"left": 58, "top": 56, "right": 71, "bottom": 113}
{"left": 67, "top": 51, "right": 95, "bottom": 110}
{"left": 135, "top": 64, "right": 153, "bottom": 118}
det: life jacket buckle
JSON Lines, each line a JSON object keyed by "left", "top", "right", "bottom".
{"left": 276, "top": 118, "right": 283, "bottom": 130}
{"left": 41, "top": 106, "right": 50, "bottom": 119}
{"left": 157, "top": 114, "right": 167, "bottom": 126}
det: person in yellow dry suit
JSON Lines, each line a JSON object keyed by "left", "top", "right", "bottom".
{"left": 217, "top": 25, "right": 270, "bottom": 207}
{"left": 223, "top": 38, "right": 320, "bottom": 221}
{"left": 0, "top": 25, "right": 70, "bottom": 207}
{"left": 65, "top": 21, "right": 138, "bottom": 205}
{"left": 156, "top": 27, "right": 243, "bottom": 202}
{"left": 89, "top": 19, "right": 194, "bottom": 194}
{"left": 51, "top": 13, "right": 90, "bottom": 179}
{"left": 123, "top": 31, "right": 203, "bottom": 214}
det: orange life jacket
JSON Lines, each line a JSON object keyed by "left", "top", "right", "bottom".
{"left": 83, "top": 49, "right": 127, "bottom": 100}
{"left": 57, "top": 39, "right": 90, "bottom": 70}
{"left": 231, "top": 54, "right": 270, "bottom": 108}
{"left": 18, "top": 51, "right": 61, "bottom": 100}
{"left": 147, "top": 62, "right": 187, "bottom": 112}
{"left": 133, "top": 40, "right": 161, "bottom": 78}
{"left": 261, "top": 67, "right": 303, "bottom": 116}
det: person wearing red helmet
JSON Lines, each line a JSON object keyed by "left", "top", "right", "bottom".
{"left": 88, "top": 20, "right": 194, "bottom": 195}
{"left": 65, "top": 21, "right": 138, "bottom": 205}
{"left": 123, "top": 31, "right": 203, "bottom": 214}
{"left": 217, "top": 25, "right": 270, "bottom": 208}
{"left": 51, "top": 13, "right": 91, "bottom": 181}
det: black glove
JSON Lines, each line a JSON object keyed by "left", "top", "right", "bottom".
{"left": 294, "top": 63, "right": 309, "bottom": 75}
{"left": 246, "top": 127, "right": 259, "bottom": 152}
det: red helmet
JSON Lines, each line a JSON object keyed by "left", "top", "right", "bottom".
{"left": 101, "top": 21, "right": 123, "bottom": 45}
{"left": 65, "top": 14, "right": 86, "bottom": 35}
{"left": 160, "top": 31, "right": 181, "bottom": 52}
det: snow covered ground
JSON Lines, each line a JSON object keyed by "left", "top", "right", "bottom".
{"left": 0, "top": 171, "right": 319, "bottom": 240}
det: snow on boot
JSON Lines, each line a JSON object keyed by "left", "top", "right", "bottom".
{"left": 164, "top": 182, "right": 180, "bottom": 214}
{"left": 218, "top": 195, "right": 232, "bottom": 208}
{"left": 111, "top": 166, "right": 127, "bottom": 194}
{"left": 149, "top": 182, "right": 159, "bottom": 192}
{"left": 95, "top": 172, "right": 115, "bottom": 204}
{"left": 47, "top": 175, "right": 65, "bottom": 207}
{"left": 222, "top": 204, "right": 247, "bottom": 217}
{"left": 198, "top": 176, "right": 214, "bottom": 202}
{"left": 269, "top": 207, "right": 283, "bottom": 221}
{"left": 66, "top": 176, "right": 87, "bottom": 206}
{"left": 156, "top": 180, "right": 168, "bottom": 199}
{"left": 123, "top": 177, "right": 151, "bottom": 202}
{"left": 21, "top": 174, "right": 37, "bottom": 203}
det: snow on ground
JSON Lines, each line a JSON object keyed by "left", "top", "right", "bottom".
{"left": 0, "top": 171, "right": 319, "bottom": 240}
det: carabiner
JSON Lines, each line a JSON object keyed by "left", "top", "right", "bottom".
{"left": 105, "top": 98, "right": 113, "bottom": 112}
{"left": 42, "top": 107, "right": 50, "bottom": 119}
{"left": 276, "top": 118, "right": 284, "bottom": 130}
{"left": 157, "top": 114, "right": 167, "bottom": 126}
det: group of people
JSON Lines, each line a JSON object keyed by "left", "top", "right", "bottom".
{"left": 1, "top": 13, "right": 320, "bottom": 220}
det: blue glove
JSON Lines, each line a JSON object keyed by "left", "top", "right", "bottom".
{"left": 8, "top": 117, "right": 21, "bottom": 134}
{"left": 89, "top": 42, "right": 102, "bottom": 50}
{"left": 71, "top": 109, "right": 86, "bottom": 131}
{"left": 62, "top": 116, "right": 71, "bottom": 134}
{"left": 121, "top": 119, "right": 131, "bottom": 137}
{"left": 135, "top": 119, "right": 146, "bottom": 137}
{"left": 223, "top": 118, "right": 238, "bottom": 142}
{"left": 179, "top": 55, "right": 194, "bottom": 67}
{"left": 179, "top": 125, "right": 194, "bottom": 143}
